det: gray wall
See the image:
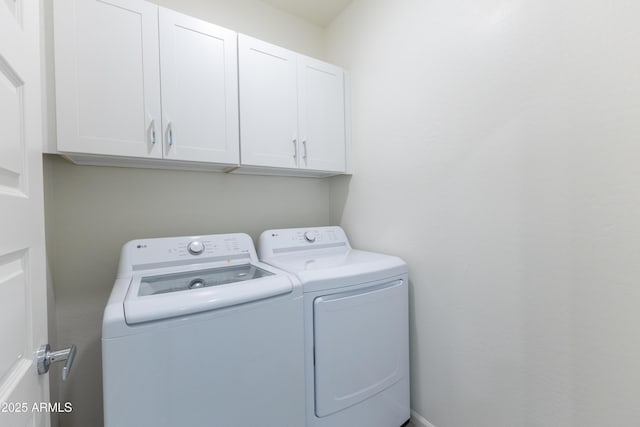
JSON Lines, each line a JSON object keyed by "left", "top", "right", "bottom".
{"left": 326, "top": 0, "right": 640, "bottom": 426}
{"left": 43, "top": 1, "right": 330, "bottom": 425}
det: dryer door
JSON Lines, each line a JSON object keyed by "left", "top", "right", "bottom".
{"left": 313, "top": 277, "right": 408, "bottom": 417}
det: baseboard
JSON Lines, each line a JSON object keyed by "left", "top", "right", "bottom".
{"left": 411, "top": 409, "right": 436, "bottom": 427}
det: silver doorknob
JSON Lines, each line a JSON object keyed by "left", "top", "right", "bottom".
{"left": 36, "top": 344, "right": 77, "bottom": 381}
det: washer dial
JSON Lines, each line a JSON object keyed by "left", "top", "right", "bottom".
{"left": 188, "top": 241, "right": 205, "bottom": 255}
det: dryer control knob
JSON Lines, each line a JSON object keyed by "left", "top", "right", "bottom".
{"left": 304, "top": 232, "right": 316, "bottom": 243}
{"left": 188, "top": 241, "right": 205, "bottom": 255}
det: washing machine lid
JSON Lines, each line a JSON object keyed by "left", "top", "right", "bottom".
{"left": 265, "top": 249, "right": 407, "bottom": 293}
{"left": 123, "top": 262, "right": 292, "bottom": 324}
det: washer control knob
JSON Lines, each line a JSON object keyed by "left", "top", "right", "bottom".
{"left": 304, "top": 231, "right": 316, "bottom": 243}
{"left": 188, "top": 241, "right": 205, "bottom": 255}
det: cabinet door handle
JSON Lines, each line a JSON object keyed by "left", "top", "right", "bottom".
{"left": 302, "top": 139, "right": 308, "bottom": 160}
{"left": 167, "top": 121, "right": 174, "bottom": 146}
{"left": 150, "top": 119, "right": 156, "bottom": 145}
{"left": 292, "top": 138, "right": 298, "bottom": 159}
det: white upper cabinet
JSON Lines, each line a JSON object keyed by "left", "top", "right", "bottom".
{"left": 298, "top": 56, "right": 346, "bottom": 173}
{"left": 238, "top": 35, "right": 299, "bottom": 169}
{"left": 159, "top": 8, "right": 239, "bottom": 164}
{"left": 54, "top": 0, "right": 239, "bottom": 166}
{"left": 53, "top": 1, "right": 348, "bottom": 175}
{"left": 54, "top": 0, "right": 162, "bottom": 158}
{"left": 238, "top": 34, "right": 347, "bottom": 173}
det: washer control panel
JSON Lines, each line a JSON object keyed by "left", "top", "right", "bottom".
{"left": 120, "top": 233, "right": 256, "bottom": 274}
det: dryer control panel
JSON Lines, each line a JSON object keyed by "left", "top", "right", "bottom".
{"left": 258, "top": 226, "right": 351, "bottom": 259}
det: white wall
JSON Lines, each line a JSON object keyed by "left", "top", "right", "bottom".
{"left": 43, "top": 1, "right": 329, "bottom": 426}
{"left": 326, "top": 1, "right": 640, "bottom": 426}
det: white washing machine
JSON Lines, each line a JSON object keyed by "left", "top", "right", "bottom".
{"left": 258, "top": 226, "right": 410, "bottom": 427}
{"left": 102, "top": 233, "right": 304, "bottom": 427}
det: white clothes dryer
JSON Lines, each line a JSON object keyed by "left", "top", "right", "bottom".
{"left": 259, "top": 226, "right": 410, "bottom": 427}
{"left": 102, "top": 233, "right": 304, "bottom": 427}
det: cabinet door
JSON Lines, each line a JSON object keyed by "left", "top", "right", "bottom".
{"left": 54, "top": 0, "right": 162, "bottom": 158}
{"left": 298, "top": 57, "right": 346, "bottom": 173}
{"left": 159, "top": 8, "right": 239, "bottom": 164}
{"left": 238, "top": 34, "right": 299, "bottom": 169}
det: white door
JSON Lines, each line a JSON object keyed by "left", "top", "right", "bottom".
{"left": 238, "top": 34, "right": 299, "bottom": 169}
{"left": 159, "top": 8, "right": 239, "bottom": 164}
{"left": 0, "top": 0, "right": 50, "bottom": 425}
{"left": 298, "top": 56, "right": 346, "bottom": 173}
{"left": 54, "top": 0, "right": 162, "bottom": 159}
